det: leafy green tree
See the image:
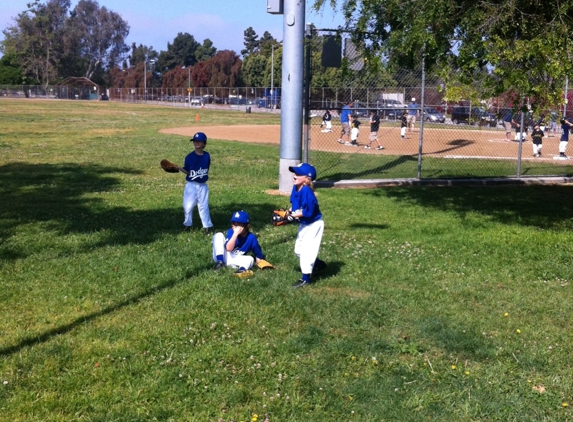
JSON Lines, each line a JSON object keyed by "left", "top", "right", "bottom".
{"left": 241, "top": 27, "right": 259, "bottom": 56}
{"left": 1, "top": 0, "right": 70, "bottom": 86}
{"left": 258, "top": 31, "right": 278, "bottom": 57}
{"left": 312, "top": 0, "right": 573, "bottom": 110}
{"left": 68, "top": 0, "right": 130, "bottom": 79}
{"left": 129, "top": 43, "right": 158, "bottom": 67}
{"left": 241, "top": 54, "right": 268, "bottom": 87}
{"left": 0, "top": 53, "right": 25, "bottom": 84}
{"left": 156, "top": 32, "right": 200, "bottom": 73}
{"left": 195, "top": 39, "right": 217, "bottom": 62}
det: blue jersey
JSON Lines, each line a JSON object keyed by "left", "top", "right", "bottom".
{"left": 290, "top": 185, "right": 322, "bottom": 225}
{"left": 183, "top": 151, "right": 210, "bottom": 183}
{"left": 224, "top": 229, "right": 265, "bottom": 259}
{"left": 408, "top": 102, "right": 418, "bottom": 116}
{"left": 340, "top": 105, "right": 351, "bottom": 124}
{"left": 561, "top": 123, "right": 571, "bottom": 142}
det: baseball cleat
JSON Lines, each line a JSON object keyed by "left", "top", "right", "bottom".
{"left": 234, "top": 269, "right": 254, "bottom": 278}
{"left": 292, "top": 279, "right": 311, "bottom": 288}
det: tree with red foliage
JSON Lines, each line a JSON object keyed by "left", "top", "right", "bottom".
{"left": 162, "top": 66, "right": 189, "bottom": 88}
{"left": 190, "top": 50, "right": 242, "bottom": 88}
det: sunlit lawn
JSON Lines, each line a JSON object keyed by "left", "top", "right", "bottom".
{"left": 1, "top": 99, "right": 573, "bottom": 421}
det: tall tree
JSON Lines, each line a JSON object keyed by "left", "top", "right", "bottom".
{"left": 195, "top": 39, "right": 217, "bottom": 62}
{"left": 1, "top": 0, "right": 70, "bottom": 86}
{"left": 258, "top": 31, "right": 277, "bottom": 57}
{"left": 68, "top": 0, "right": 130, "bottom": 79}
{"left": 157, "top": 32, "right": 199, "bottom": 73}
{"left": 129, "top": 43, "right": 158, "bottom": 67}
{"left": 241, "top": 54, "right": 268, "bottom": 87}
{"left": 190, "top": 50, "right": 242, "bottom": 88}
{"left": 241, "top": 27, "right": 259, "bottom": 56}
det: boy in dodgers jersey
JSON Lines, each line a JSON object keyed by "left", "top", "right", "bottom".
{"left": 182, "top": 132, "right": 213, "bottom": 233}
{"left": 212, "top": 210, "right": 266, "bottom": 276}
{"left": 288, "top": 163, "right": 326, "bottom": 288}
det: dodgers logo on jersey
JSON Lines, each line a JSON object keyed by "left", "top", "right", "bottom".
{"left": 189, "top": 168, "right": 208, "bottom": 181}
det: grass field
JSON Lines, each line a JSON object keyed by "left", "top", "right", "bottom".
{"left": 1, "top": 99, "right": 573, "bottom": 421}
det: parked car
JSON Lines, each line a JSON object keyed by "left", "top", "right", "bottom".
{"left": 422, "top": 107, "right": 445, "bottom": 123}
{"left": 352, "top": 100, "right": 369, "bottom": 117}
{"left": 256, "top": 97, "right": 281, "bottom": 109}
{"left": 451, "top": 106, "right": 497, "bottom": 126}
{"left": 189, "top": 96, "right": 203, "bottom": 105}
{"left": 378, "top": 99, "right": 405, "bottom": 119}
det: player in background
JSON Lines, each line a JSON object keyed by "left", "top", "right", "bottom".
{"left": 559, "top": 118, "right": 572, "bottom": 158}
{"left": 364, "top": 109, "right": 384, "bottom": 150}
{"left": 321, "top": 109, "right": 332, "bottom": 132}
{"left": 182, "top": 132, "right": 213, "bottom": 234}
{"left": 530, "top": 124, "right": 544, "bottom": 157}
{"left": 400, "top": 110, "right": 408, "bottom": 139}
{"left": 346, "top": 114, "right": 360, "bottom": 146}
{"left": 288, "top": 163, "right": 326, "bottom": 288}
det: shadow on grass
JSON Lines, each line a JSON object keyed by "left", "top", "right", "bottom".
{"left": 0, "top": 269, "right": 202, "bottom": 357}
{"left": 0, "top": 162, "right": 282, "bottom": 261}
{"left": 380, "top": 184, "right": 573, "bottom": 230}
{"left": 419, "top": 316, "right": 494, "bottom": 360}
{"left": 350, "top": 223, "right": 389, "bottom": 230}
{"left": 321, "top": 155, "right": 417, "bottom": 181}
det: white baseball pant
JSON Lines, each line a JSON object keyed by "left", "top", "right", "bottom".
{"left": 559, "top": 141, "right": 568, "bottom": 154}
{"left": 183, "top": 181, "right": 213, "bottom": 228}
{"left": 294, "top": 219, "right": 324, "bottom": 274}
{"left": 350, "top": 128, "right": 359, "bottom": 141}
{"left": 212, "top": 232, "right": 254, "bottom": 269}
{"left": 400, "top": 127, "right": 406, "bottom": 137}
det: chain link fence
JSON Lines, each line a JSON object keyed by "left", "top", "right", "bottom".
{"left": 306, "top": 32, "right": 573, "bottom": 181}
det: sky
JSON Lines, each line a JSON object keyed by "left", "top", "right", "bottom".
{"left": 0, "top": 0, "right": 345, "bottom": 57}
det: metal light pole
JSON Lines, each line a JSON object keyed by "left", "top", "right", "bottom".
{"left": 270, "top": 43, "right": 281, "bottom": 109}
{"left": 144, "top": 58, "right": 155, "bottom": 101}
{"left": 143, "top": 58, "right": 147, "bottom": 101}
{"left": 183, "top": 66, "right": 191, "bottom": 106}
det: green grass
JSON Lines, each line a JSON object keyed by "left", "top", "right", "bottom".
{"left": 1, "top": 99, "right": 573, "bottom": 421}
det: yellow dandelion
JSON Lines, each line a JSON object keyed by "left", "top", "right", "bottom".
{"left": 516, "top": 329, "right": 521, "bottom": 334}
{"left": 465, "top": 371, "right": 470, "bottom": 375}
{"left": 563, "top": 403, "right": 568, "bottom": 407}
{"left": 504, "top": 312, "right": 508, "bottom": 317}
{"left": 451, "top": 365, "right": 456, "bottom": 370}
{"left": 351, "top": 356, "right": 356, "bottom": 361}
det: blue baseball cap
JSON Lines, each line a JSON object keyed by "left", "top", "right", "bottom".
{"left": 191, "top": 132, "right": 207, "bottom": 143}
{"left": 289, "top": 163, "right": 317, "bottom": 181}
{"left": 230, "top": 210, "right": 250, "bottom": 224}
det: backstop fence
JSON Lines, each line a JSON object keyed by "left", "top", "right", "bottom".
{"left": 303, "top": 31, "right": 573, "bottom": 181}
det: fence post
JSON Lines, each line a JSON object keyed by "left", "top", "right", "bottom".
{"left": 417, "top": 52, "right": 426, "bottom": 179}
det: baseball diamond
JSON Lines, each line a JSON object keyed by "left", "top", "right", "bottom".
{"left": 160, "top": 124, "right": 570, "bottom": 162}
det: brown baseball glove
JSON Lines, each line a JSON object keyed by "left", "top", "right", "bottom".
{"left": 256, "top": 259, "right": 275, "bottom": 270}
{"left": 160, "top": 159, "right": 180, "bottom": 173}
{"left": 271, "top": 208, "right": 295, "bottom": 226}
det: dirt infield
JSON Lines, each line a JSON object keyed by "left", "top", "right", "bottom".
{"left": 160, "top": 124, "right": 567, "bottom": 161}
